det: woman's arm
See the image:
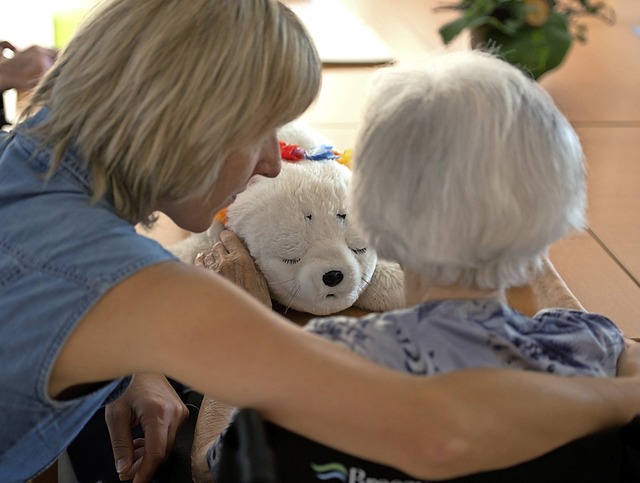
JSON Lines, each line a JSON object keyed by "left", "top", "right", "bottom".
{"left": 190, "top": 230, "right": 270, "bottom": 482}
{"left": 530, "top": 256, "right": 585, "bottom": 311}
{"left": 191, "top": 396, "right": 233, "bottom": 483}
{"left": 50, "top": 261, "right": 640, "bottom": 480}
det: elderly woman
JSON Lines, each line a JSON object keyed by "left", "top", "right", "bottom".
{"left": 193, "top": 50, "right": 640, "bottom": 482}
{"left": 0, "top": 2, "right": 639, "bottom": 482}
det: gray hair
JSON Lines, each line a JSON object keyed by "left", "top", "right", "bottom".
{"left": 350, "top": 50, "right": 585, "bottom": 290}
{"left": 22, "top": 0, "right": 321, "bottom": 224}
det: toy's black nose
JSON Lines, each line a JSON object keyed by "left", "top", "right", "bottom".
{"left": 323, "top": 270, "right": 344, "bottom": 287}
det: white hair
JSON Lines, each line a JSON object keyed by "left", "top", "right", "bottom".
{"left": 350, "top": 50, "right": 586, "bottom": 290}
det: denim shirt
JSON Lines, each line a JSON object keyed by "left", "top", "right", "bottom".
{"left": 0, "top": 110, "right": 176, "bottom": 481}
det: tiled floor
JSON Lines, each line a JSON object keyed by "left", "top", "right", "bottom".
{"left": 147, "top": 0, "right": 640, "bottom": 337}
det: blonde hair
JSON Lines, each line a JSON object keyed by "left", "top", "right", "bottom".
{"left": 22, "top": 0, "right": 321, "bottom": 224}
{"left": 351, "top": 50, "right": 585, "bottom": 290}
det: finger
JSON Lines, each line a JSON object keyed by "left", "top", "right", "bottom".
{"left": 133, "top": 437, "right": 146, "bottom": 450}
{"left": 0, "top": 41, "right": 17, "bottom": 54}
{"left": 219, "top": 230, "right": 246, "bottom": 253}
{"left": 212, "top": 239, "right": 230, "bottom": 257}
{"left": 131, "top": 445, "right": 146, "bottom": 471}
{"left": 119, "top": 441, "right": 146, "bottom": 481}
{"left": 163, "top": 407, "right": 188, "bottom": 460}
{"left": 199, "top": 253, "right": 216, "bottom": 271}
{"left": 105, "top": 405, "right": 135, "bottom": 477}
{"left": 132, "top": 417, "right": 172, "bottom": 483}
{"left": 194, "top": 252, "right": 205, "bottom": 267}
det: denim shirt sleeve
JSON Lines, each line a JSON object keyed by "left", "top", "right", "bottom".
{"left": 0, "top": 120, "right": 178, "bottom": 480}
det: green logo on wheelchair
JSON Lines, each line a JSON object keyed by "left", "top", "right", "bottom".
{"left": 311, "top": 462, "right": 427, "bottom": 483}
{"left": 312, "top": 462, "right": 348, "bottom": 481}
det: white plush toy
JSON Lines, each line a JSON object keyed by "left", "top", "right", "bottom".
{"left": 171, "top": 121, "right": 404, "bottom": 315}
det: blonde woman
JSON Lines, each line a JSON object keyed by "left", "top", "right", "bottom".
{"left": 0, "top": 2, "right": 639, "bottom": 483}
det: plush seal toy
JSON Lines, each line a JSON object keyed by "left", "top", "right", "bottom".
{"left": 171, "top": 121, "right": 403, "bottom": 315}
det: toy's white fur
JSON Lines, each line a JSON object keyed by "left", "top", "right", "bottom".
{"left": 351, "top": 50, "right": 586, "bottom": 290}
{"left": 172, "top": 120, "right": 404, "bottom": 315}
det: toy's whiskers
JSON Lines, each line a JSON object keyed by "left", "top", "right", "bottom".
{"left": 361, "top": 277, "right": 383, "bottom": 305}
{"left": 269, "top": 278, "right": 297, "bottom": 287}
{"left": 283, "top": 284, "right": 301, "bottom": 314}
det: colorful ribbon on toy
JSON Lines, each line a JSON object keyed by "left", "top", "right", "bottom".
{"left": 279, "top": 141, "right": 352, "bottom": 168}
{"left": 213, "top": 141, "right": 353, "bottom": 225}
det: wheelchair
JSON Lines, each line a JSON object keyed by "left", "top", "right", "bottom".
{"left": 217, "top": 409, "right": 640, "bottom": 483}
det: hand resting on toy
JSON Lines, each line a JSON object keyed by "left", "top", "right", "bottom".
{"left": 194, "top": 230, "right": 272, "bottom": 309}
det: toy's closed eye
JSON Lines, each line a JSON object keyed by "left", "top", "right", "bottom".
{"left": 282, "top": 257, "right": 301, "bottom": 265}
{"left": 350, "top": 247, "right": 367, "bottom": 255}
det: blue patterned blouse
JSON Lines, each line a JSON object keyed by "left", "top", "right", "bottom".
{"left": 305, "top": 299, "right": 624, "bottom": 377}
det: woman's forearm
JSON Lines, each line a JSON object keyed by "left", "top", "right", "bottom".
{"left": 188, "top": 359, "right": 639, "bottom": 481}
{"left": 399, "top": 368, "right": 638, "bottom": 478}
{"left": 530, "top": 257, "right": 585, "bottom": 311}
{"left": 191, "top": 396, "right": 234, "bottom": 483}
{"left": 154, "top": 269, "right": 640, "bottom": 479}
{"left": 250, "top": 362, "right": 639, "bottom": 480}
{"left": 54, "top": 263, "right": 640, "bottom": 480}
{"left": 182, "top": 324, "right": 640, "bottom": 480}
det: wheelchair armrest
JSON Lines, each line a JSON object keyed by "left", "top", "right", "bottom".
{"left": 218, "top": 409, "right": 640, "bottom": 483}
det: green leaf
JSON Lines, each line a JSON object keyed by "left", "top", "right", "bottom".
{"left": 477, "top": 11, "right": 573, "bottom": 79}
{"left": 439, "top": 14, "right": 495, "bottom": 43}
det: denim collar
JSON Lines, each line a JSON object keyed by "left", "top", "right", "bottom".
{"left": 14, "top": 107, "right": 93, "bottom": 193}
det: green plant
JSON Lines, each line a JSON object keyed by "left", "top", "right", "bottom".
{"left": 436, "top": 0, "right": 615, "bottom": 79}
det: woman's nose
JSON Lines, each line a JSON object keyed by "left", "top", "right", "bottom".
{"left": 255, "top": 133, "right": 281, "bottom": 178}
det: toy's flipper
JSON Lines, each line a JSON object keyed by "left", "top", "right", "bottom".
{"left": 355, "top": 258, "right": 404, "bottom": 312}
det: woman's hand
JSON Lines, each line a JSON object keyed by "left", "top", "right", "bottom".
{"left": 0, "top": 42, "right": 57, "bottom": 92}
{"left": 195, "top": 230, "right": 272, "bottom": 308}
{"left": 105, "top": 373, "right": 189, "bottom": 483}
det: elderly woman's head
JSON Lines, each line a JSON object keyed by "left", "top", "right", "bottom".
{"left": 350, "top": 50, "right": 585, "bottom": 290}
{"left": 24, "top": 0, "right": 321, "bottom": 224}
